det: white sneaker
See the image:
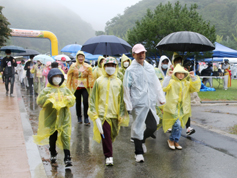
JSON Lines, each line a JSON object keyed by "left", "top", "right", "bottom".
{"left": 135, "top": 154, "right": 144, "bottom": 163}
{"left": 167, "top": 128, "right": 172, "bottom": 133}
{"left": 142, "top": 143, "right": 147, "bottom": 153}
{"left": 105, "top": 157, "right": 113, "bottom": 166}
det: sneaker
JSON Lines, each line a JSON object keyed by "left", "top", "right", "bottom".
{"left": 174, "top": 142, "right": 182, "bottom": 150}
{"left": 105, "top": 157, "right": 113, "bottom": 166}
{"left": 65, "top": 160, "right": 72, "bottom": 168}
{"left": 142, "top": 143, "right": 147, "bottom": 153}
{"left": 186, "top": 127, "right": 195, "bottom": 135}
{"left": 130, "top": 138, "right": 134, "bottom": 143}
{"left": 135, "top": 154, "right": 144, "bottom": 163}
{"left": 10, "top": 94, "right": 14, "bottom": 97}
{"left": 64, "top": 156, "right": 72, "bottom": 168}
{"left": 167, "top": 128, "right": 172, "bottom": 133}
{"left": 50, "top": 154, "right": 57, "bottom": 163}
{"left": 167, "top": 140, "right": 175, "bottom": 150}
{"left": 84, "top": 118, "right": 90, "bottom": 126}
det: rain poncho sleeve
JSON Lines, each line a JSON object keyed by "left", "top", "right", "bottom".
{"left": 33, "top": 83, "right": 75, "bottom": 150}
{"left": 88, "top": 75, "right": 129, "bottom": 143}
{"left": 162, "top": 64, "right": 201, "bottom": 133}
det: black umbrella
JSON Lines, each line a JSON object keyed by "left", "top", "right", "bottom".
{"left": 14, "top": 49, "right": 40, "bottom": 56}
{"left": 156, "top": 31, "right": 215, "bottom": 52}
{"left": 81, "top": 35, "right": 132, "bottom": 56}
{"left": 0, "top": 45, "right": 26, "bottom": 53}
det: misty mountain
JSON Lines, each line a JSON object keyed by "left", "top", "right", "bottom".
{"left": 105, "top": 0, "right": 237, "bottom": 47}
{"left": 1, "top": 0, "right": 95, "bottom": 54}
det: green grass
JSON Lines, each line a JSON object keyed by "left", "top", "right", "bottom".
{"left": 198, "top": 79, "right": 237, "bottom": 101}
{"left": 229, "top": 125, "right": 237, "bottom": 135}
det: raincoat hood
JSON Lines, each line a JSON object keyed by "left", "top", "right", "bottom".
{"left": 171, "top": 52, "right": 183, "bottom": 67}
{"left": 97, "top": 56, "right": 105, "bottom": 68}
{"left": 158, "top": 55, "right": 171, "bottom": 77}
{"left": 172, "top": 64, "right": 189, "bottom": 81}
{"left": 120, "top": 54, "right": 132, "bottom": 69}
{"left": 102, "top": 56, "right": 119, "bottom": 78}
{"left": 48, "top": 68, "right": 65, "bottom": 86}
{"left": 76, "top": 50, "right": 85, "bottom": 64}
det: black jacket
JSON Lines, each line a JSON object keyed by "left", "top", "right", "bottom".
{"left": 1, "top": 56, "right": 17, "bottom": 76}
{"left": 24, "top": 60, "right": 33, "bottom": 78}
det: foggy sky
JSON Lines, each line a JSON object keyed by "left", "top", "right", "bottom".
{"left": 58, "top": 0, "right": 142, "bottom": 31}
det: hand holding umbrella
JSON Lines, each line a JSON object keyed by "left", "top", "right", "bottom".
{"left": 95, "top": 118, "right": 105, "bottom": 139}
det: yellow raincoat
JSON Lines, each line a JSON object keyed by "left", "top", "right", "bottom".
{"left": 93, "top": 56, "right": 104, "bottom": 81}
{"left": 66, "top": 51, "right": 94, "bottom": 94}
{"left": 30, "top": 64, "right": 45, "bottom": 94}
{"left": 162, "top": 64, "right": 201, "bottom": 132}
{"left": 88, "top": 57, "right": 129, "bottom": 143}
{"left": 117, "top": 54, "right": 132, "bottom": 82}
{"left": 33, "top": 68, "right": 75, "bottom": 150}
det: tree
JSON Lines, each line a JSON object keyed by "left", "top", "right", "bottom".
{"left": 95, "top": 31, "right": 105, "bottom": 36}
{"left": 127, "top": 1, "right": 216, "bottom": 59}
{"left": 0, "top": 6, "right": 11, "bottom": 47}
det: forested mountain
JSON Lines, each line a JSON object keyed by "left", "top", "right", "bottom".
{"left": 105, "top": 0, "right": 237, "bottom": 49}
{"left": 0, "top": 0, "right": 95, "bottom": 54}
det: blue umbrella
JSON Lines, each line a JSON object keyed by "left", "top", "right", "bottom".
{"left": 0, "top": 45, "right": 26, "bottom": 53}
{"left": 61, "top": 44, "right": 82, "bottom": 53}
{"left": 81, "top": 35, "right": 132, "bottom": 56}
{"left": 33, "top": 54, "right": 55, "bottom": 65}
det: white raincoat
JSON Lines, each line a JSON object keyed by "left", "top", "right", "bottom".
{"left": 123, "top": 59, "right": 166, "bottom": 140}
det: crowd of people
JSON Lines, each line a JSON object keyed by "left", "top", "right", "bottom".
{"left": 0, "top": 45, "right": 204, "bottom": 168}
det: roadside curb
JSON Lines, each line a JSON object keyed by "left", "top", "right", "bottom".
{"left": 16, "top": 82, "right": 47, "bottom": 178}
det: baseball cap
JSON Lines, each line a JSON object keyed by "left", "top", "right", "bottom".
{"left": 132, "top": 44, "right": 147, "bottom": 54}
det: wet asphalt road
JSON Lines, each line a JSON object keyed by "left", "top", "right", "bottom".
{"left": 19, "top": 84, "right": 237, "bottom": 178}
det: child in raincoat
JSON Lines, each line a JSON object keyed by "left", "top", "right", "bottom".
{"left": 117, "top": 54, "right": 131, "bottom": 82}
{"left": 33, "top": 68, "right": 75, "bottom": 168}
{"left": 93, "top": 56, "right": 105, "bottom": 80}
{"left": 88, "top": 57, "right": 129, "bottom": 166}
{"left": 162, "top": 64, "right": 201, "bottom": 150}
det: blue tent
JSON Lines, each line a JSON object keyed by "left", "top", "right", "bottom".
{"left": 213, "top": 42, "right": 237, "bottom": 57}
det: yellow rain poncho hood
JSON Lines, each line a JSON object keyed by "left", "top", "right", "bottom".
{"left": 66, "top": 50, "right": 94, "bottom": 93}
{"left": 88, "top": 57, "right": 129, "bottom": 143}
{"left": 33, "top": 68, "right": 75, "bottom": 150}
{"left": 93, "top": 56, "right": 105, "bottom": 80}
{"left": 118, "top": 54, "right": 132, "bottom": 81}
{"left": 123, "top": 59, "right": 166, "bottom": 140}
{"left": 162, "top": 64, "right": 201, "bottom": 132}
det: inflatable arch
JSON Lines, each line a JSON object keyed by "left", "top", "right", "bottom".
{"left": 10, "top": 28, "right": 58, "bottom": 56}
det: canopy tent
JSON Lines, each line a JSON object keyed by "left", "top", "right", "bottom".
{"left": 205, "top": 57, "right": 237, "bottom": 63}
{"left": 213, "top": 42, "right": 237, "bottom": 57}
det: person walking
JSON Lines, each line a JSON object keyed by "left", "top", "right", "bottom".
{"left": 93, "top": 56, "right": 105, "bottom": 81}
{"left": 24, "top": 55, "right": 35, "bottom": 95}
{"left": 66, "top": 51, "right": 94, "bottom": 125}
{"left": 30, "top": 60, "right": 45, "bottom": 95}
{"left": 123, "top": 44, "right": 166, "bottom": 163}
{"left": 162, "top": 64, "right": 201, "bottom": 149}
{"left": 0, "top": 50, "right": 17, "bottom": 97}
{"left": 222, "top": 59, "right": 231, "bottom": 90}
{"left": 117, "top": 54, "right": 131, "bottom": 82}
{"left": 88, "top": 57, "right": 129, "bottom": 166}
{"left": 16, "top": 60, "right": 26, "bottom": 87}
{"left": 33, "top": 68, "right": 75, "bottom": 168}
